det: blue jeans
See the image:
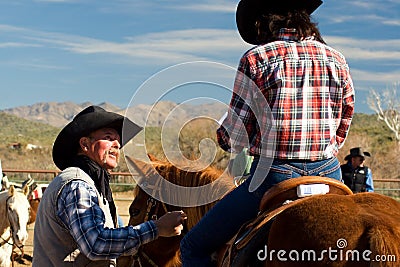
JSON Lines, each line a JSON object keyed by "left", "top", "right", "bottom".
{"left": 180, "top": 157, "right": 341, "bottom": 267}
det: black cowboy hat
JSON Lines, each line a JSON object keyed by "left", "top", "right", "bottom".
{"left": 344, "top": 147, "right": 371, "bottom": 161}
{"left": 236, "top": 0, "right": 323, "bottom": 45}
{"left": 52, "top": 105, "right": 142, "bottom": 170}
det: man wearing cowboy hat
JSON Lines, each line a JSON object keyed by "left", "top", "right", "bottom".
{"left": 341, "top": 147, "right": 374, "bottom": 193}
{"left": 33, "top": 106, "right": 186, "bottom": 267}
{"left": 180, "top": 0, "right": 355, "bottom": 265}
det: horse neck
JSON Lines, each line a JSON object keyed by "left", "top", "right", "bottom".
{"left": 0, "top": 192, "right": 10, "bottom": 235}
{"left": 183, "top": 203, "right": 216, "bottom": 231}
{"left": 161, "top": 164, "right": 234, "bottom": 230}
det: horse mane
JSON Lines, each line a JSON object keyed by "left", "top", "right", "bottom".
{"left": 0, "top": 190, "right": 10, "bottom": 229}
{"left": 0, "top": 186, "right": 17, "bottom": 223}
{"left": 143, "top": 156, "right": 235, "bottom": 230}
{"left": 0, "top": 185, "right": 30, "bottom": 233}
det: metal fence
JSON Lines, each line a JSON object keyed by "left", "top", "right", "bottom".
{"left": 2, "top": 168, "right": 140, "bottom": 224}
{"left": 2, "top": 168, "right": 400, "bottom": 260}
{"left": 4, "top": 168, "right": 400, "bottom": 196}
{"left": 2, "top": 168, "right": 140, "bottom": 260}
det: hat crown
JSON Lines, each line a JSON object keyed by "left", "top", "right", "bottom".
{"left": 350, "top": 147, "right": 362, "bottom": 155}
{"left": 349, "top": 147, "right": 371, "bottom": 158}
{"left": 236, "top": 0, "right": 323, "bottom": 45}
{"left": 74, "top": 105, "right": 105, "bottom": 120}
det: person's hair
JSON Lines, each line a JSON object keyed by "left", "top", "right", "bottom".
{"left": 255, "top": 9, "right": 325, "bottom": 44}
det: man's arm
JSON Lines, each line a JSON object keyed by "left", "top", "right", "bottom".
{"left": 58, "top": 181, "right": 158, "bottom": 259}
{"left": 365, "top": 168, "right": 374, "bottom": 192}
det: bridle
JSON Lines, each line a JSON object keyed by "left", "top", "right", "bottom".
{"left": 1, "top": 195, "right": 25, "bottom": 264}
{"left": 143, "top": 196, "right": 170, "bottom": 222}
{"left": 132, "top": 191, "right": 186, "bottom": 267}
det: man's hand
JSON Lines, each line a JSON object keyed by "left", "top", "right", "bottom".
{"left": 155, "top": 211, "right": 187, "bottom": 237}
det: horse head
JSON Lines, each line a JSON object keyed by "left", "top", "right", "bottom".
{"left": 117, "top": 155, "right": 234, "bottom": 267}
{"left": 6, "top": 185, "right": 31, "bottom": 248}
{"left": 127, "top": 155, "right": 234, "bottom": 229}
{"left": 21, "top": 177, "right": 48, "bottom": 225}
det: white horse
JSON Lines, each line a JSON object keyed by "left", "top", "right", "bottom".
{"left": 0, "top": 185, "right": 30, "bottom": 267}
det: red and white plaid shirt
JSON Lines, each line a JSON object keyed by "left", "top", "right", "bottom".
{"left": 217, "top": 28, "right": 354, "bottom": 161}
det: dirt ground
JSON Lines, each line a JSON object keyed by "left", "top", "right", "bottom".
{"left": 13, "top": 191, "right": 135, "bottom": 267}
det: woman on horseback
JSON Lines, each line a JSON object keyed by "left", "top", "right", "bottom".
{"left": 180, "top": 0, "right": 355, "bottom": 266}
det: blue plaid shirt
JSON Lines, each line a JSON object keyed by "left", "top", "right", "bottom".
{"left": 57, "top": 180, "right": 157, "bottom": 260}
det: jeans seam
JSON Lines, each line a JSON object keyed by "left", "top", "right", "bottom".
{"left": 270, "top": 166, "right": 292, "bottom": 174}
{"left": 318, "top": 163, "right": 340, "bottom": 176}
{"left": 282, "top": 164, "right": 308, "bottom": 176}
{"left": 309, "top": 157, "right": 337, "bottom": 175}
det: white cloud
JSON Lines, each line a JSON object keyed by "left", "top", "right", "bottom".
{"left": 351, "top": 1, "right": 380, "bottom": 9}
{"left": 96, "top": 0, "right": 237, "bottom": 15}
{"left": 6, "top": 61, "right": 69, "bottom": 70}
{"left": 2, "top": 24, "right": 398, "bottom": 65}
{"left": 0, "top": 24, "right": 246, "bottom": 65}
{"left": 1, "top": 24, "right": 398, "bottom": 89}
{"left": 325, "top": 36, "right": 400, "bottom": 61}
{"left": 33, "top": 0, "right": 83, "bottom": 2}
{"left": 170, "top": 1, "right": 236, "bottom": 13}
{"left": 383, "top": 19, "right": 400, "bottom": 26}
{"left": 0, "top": 42, "right": 41, "bottom": 48}
{"left": 351, "top": 68, "right": 400, "bottom": 84}
{"left": 0, "top": 24, "right": 26, "bottom": 32}
{"left": 321, "top": 13, "right": 400, "bottom": 26}
{"left": 323, "top": 15, "right": 354, "bottom": 24}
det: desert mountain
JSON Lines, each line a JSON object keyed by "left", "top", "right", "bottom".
{"left": 1, "top": 101, "right": 228, "bottom": 128}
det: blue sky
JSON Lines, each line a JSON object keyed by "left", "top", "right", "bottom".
{"left": 0, "top": 0, "right": 399, "bottom": 114}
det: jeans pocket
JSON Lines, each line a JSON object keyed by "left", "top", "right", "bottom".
{"left": 247, "top": 165, "right": 293, "bottom": 199}
{"left": 267, "top": 166, "right": 293, "bottom": 185}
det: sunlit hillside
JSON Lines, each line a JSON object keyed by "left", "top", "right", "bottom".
{"left": 0, "top": 112, "right": 398, "bottom": 183}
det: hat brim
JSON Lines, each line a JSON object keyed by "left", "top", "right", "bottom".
{"left": 363, "top": 151, "right": 371, "bottom": 157}
{"left": 236, "top": 0, "right": 323, "bottom": 45}
{"left": 344, "top": 151, "right": 371, "bottom": 161}
{"left": 52, "top": 110, "right": 142, "bottom": 170}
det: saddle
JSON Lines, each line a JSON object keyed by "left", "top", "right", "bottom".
{"left": 219, "top": 176, "right": 353, "bottom": 267}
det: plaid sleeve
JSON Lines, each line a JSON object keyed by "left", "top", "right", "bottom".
{"left": 217, "top": 55, "right": 258, "bottom": 153}
{"left": 336, "top": 71, "right": 355, "bottom": 148}
{"left": 58, "top": 181, "right": 158, "bottom": 260}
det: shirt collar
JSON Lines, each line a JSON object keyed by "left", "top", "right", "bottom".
{"left": 277, "top": 28, "right": 315, "bottom": 42}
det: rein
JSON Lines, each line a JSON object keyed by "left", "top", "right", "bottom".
{"left": 3, "top": 195, "right": 25, "bottom": 264}
{"left": 132, "top": 196, "right": 171, "bottom": 267}
{"left": 134, "top": 189, "right": 186, "bottom": 267}
{"left": 0, "top": 231, "right": 12, "bottom": 247}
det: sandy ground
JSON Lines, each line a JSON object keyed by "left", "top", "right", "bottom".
{"left": 13, "top": 190, "right": 135, "bottom": 267}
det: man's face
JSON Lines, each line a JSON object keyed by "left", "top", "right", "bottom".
{"left": 351, "top": 156, "right": 365, "bottom": 168}
{"left": 80, "top": 128, "right": 121, "bottom": 170}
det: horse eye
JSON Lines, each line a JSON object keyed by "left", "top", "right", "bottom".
{"left": 130, "top": 208, "right": 141, "bottom": 217}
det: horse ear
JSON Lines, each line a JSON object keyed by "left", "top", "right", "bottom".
{"left": 147, "top": 154, "right": 159, "bottom": 162}
{"left": 22, "top": 184, "right": 30, "bottom": 196}
{"left": 125, "top": 156, "right": 159, "bottom": 178}
{"left": 8, "top": 185, "right": 15, "bottom": 196}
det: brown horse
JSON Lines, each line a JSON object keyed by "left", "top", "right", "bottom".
{"left": 257, "top": 193, "right": 400, "bottom": 267}
{"left": 119, "top": 156, "right": 400, "bottom": 267}
{"left": 221, "top": 179, "right": 400, "bottom": 267}
{"left": 20, "top": 178, "right": 47, "bottom": 225}
{"left": 117, "top": 155, "right": 235, "bottom": 267}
